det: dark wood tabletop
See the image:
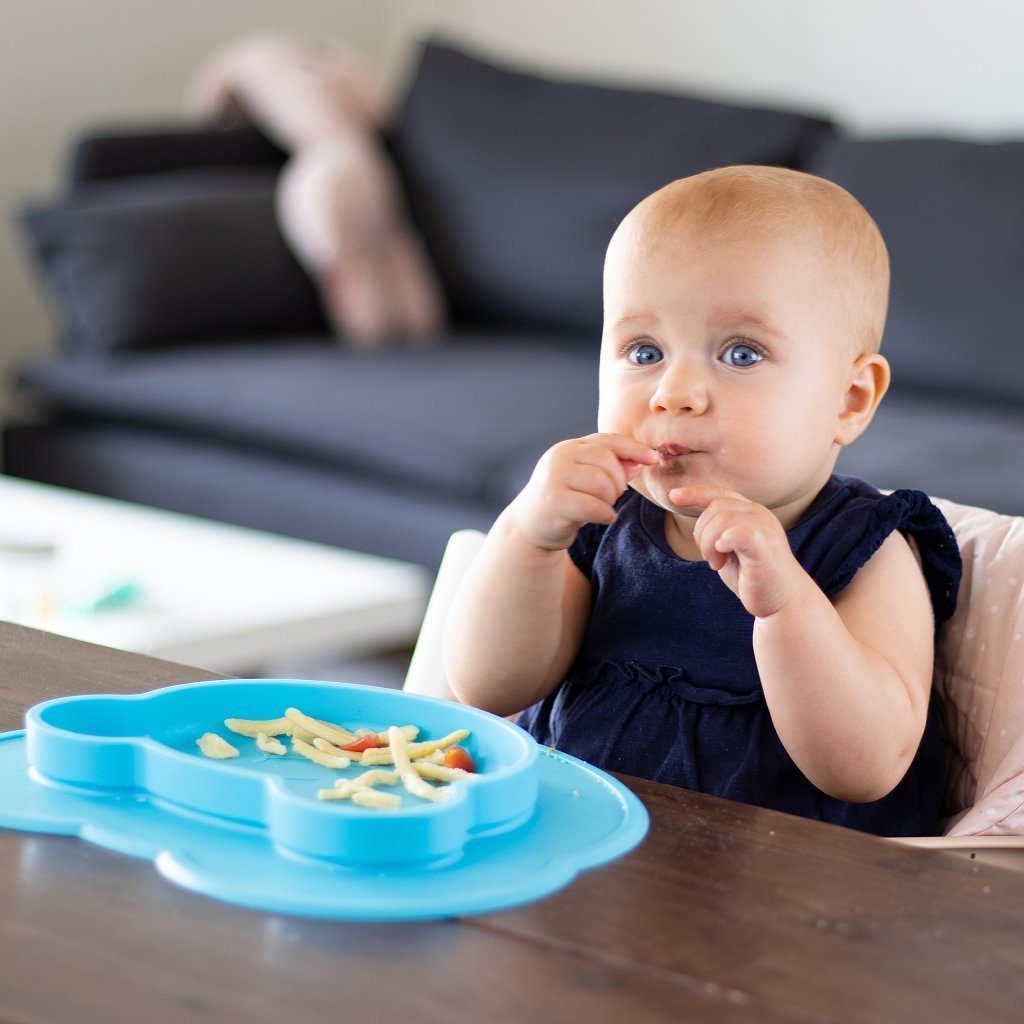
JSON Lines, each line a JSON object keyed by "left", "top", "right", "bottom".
{"left": 2, "top": 621, "right": 1023, "bottom": 1024}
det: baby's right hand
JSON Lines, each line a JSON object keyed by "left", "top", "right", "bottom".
{"left": 510, "top": 433, "right": 660, "bottom": 551}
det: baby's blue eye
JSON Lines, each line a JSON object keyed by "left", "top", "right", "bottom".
{"left": 722, "top": 343, "right": 764, "bottom": 368}
{"left": 628, "top": 343, "right": 663, "bottom": 365}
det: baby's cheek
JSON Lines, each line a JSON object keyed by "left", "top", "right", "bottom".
{"left": 596, "top": 394, "right": 628, "bottom": 435}
{"left": 596, "top": 370, "right": 619, "bottom": 430}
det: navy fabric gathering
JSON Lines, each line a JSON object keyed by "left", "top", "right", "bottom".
{"left": 517, "top": 474, "right": 963, "bottom": 837}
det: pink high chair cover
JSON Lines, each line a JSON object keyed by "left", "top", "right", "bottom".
{"left": 931, "top": 497, "right": 1024, "bottom": 836}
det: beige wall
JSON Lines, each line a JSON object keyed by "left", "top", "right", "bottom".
{"left": 4, "top": 0, "right": 1023, "bottom": 418}
{"left": 379, "top": 0, "right": 1024, "bottom": 135}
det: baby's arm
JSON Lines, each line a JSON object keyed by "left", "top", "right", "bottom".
{"left": 444, "top": 434, "right": 659, "bottom": 717}
{"left": 671, "top": 484, "right": 935, "bottom": 804}
{"left": 755, "top": 530, "right": 934, "bottom": 803}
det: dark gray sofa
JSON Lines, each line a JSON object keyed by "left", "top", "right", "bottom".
{"left": 7, "top": 40, "right": 1024, "bottom": 571}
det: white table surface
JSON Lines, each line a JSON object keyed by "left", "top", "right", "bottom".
{"left": 0, "top": 475, "right": 430, "bottom": 673}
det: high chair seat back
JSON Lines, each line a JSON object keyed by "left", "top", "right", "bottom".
{"left": 403, "top": 529, "right": 486, "bottom": 702}
{"left": 930, "top": 497, "right": 1024, "bottom": 836}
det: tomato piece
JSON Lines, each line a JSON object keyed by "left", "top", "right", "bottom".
{"left": 444, "top": 746, "right": 476, "bottom": 773}
{"left": 339, "top": 734, "right": 387, "bottom": 753}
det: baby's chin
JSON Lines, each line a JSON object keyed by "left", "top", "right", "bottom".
{"left": 628, "top": 477, "right": 700, "bottom": 518}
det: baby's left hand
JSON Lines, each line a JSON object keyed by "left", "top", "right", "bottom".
{"left": 668, "top": 485, "right": 806, "bottom": 619}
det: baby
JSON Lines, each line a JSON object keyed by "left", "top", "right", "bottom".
{"left": 443, "top": 165, "right": 962, "bottom": 837}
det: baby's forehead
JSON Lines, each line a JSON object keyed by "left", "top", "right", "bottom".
{"left": 622, "top": 169, "right": 855, "bottom": 255}
{"left": 610, "top": 167, "right": 889, "bottom": 348}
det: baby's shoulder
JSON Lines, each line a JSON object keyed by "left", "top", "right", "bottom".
{"left": 797, "top": 475, "right": 961, "bottom": 626}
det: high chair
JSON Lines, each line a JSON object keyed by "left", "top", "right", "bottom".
{"left": 403, "top": 529, "right": 486, "bottom": 704}
{"left": 403, "top": 503, "right": 1024, "bottom": 870}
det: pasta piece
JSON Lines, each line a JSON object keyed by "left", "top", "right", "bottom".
{"left": 352, "top": 789, "right": 401, "bottom": 809}
{"left": 256, "top": 732, "right": 287, "bottom": 756}
{"left": 196, "top": 733, "right": 239, "bottom": 759}
{"left": 345, "top": 769, "right": 399, "bottom": 788}
{"left": 412, "top": 761, "right": 469, "bottom": 783}
{"left": 318, "top": 769, "right": 400, "bottom": 803}
{"left": 224, "top": 716, "right": 293, "bottom": 738}
{"left": 312, "top": 737, "right": 350, "bottom": 758}
{"left": 224, "top": 716, "right": 316, "bottom": 743}
{"left": 360, "top": 729, "right": 470, "bottom": 766}
{"left": 285, "top": 707, "right": 358, "bottom": 747}
{"left": 370, "top": 725, "right": 419, "bottom": 745}
{"left": 292, "top": 736, "right": 351, "bottom": 770}
{"left": 389, "top": 726, "right": 449, "bottom": 802}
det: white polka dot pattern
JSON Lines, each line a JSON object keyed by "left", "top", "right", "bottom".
{"left": 932, "top": 497, "right": 1024, "bottom": 838}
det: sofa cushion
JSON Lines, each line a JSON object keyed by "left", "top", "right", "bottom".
{"left": 15, "top": 332, "right": 598, "bottom": 505}
{"left": 390, "top": 40, "right": 834, "bottom": 340}
{"left": 20, "top": 169, "right": 327, "bottom": 354}
{"left": 806, "top": 135, "right": 1024, "bottom": 406}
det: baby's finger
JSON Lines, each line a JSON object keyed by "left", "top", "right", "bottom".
{"left": 692, "top": 500, "right": 755, "bottom": 551}
{"left": 587, "top": 433, "right": 660, "bottom": 471}
{"left": 563, "top": 489, "right": 619, "bottom": 527}
{"left": 715, "top": 524, "right": 772, "bottom": 567}
{"left": 694, "top": 510, "right": 734, "bottom": 571}
{"left": 695, "top": 506, "right": 758, "bottom": 570}
{"left": 668, "top": 484, "right": 749, "bottom": 513}
{"left": 562, "top": 463, "right": 624, "bottom": 509}
{"left": 571, "top": 445, "right": 629, "bottom": 495}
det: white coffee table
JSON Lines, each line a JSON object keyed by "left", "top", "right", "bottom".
{"left": 0, "top": 475, "right": 430, "bottom": 674}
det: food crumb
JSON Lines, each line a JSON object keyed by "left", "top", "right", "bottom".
{"left": 573, "top": 790, "right": 581, "bottom": 798}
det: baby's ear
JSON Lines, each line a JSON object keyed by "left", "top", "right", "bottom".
{"left": 834, "top": 353, "right": 890, "bottom": 447}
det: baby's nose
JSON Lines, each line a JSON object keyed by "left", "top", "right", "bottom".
{"left": 649, "top": 365, "right": 709, "bottom": 414}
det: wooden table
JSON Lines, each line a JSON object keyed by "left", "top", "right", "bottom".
{"left": 2, "top": 622, "right": 1023, "bottom": 1024}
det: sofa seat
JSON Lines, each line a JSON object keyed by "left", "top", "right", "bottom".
{"left": 16, "top": 331, "right": 599, "bottom": 510}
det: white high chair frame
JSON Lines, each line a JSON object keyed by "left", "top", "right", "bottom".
{"left": 403, "top": 528, "right": 1024, "bottom": 870}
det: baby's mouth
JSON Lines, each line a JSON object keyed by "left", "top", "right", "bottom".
{"left": 655, "top": 444, "right": 697, "bottom": 460}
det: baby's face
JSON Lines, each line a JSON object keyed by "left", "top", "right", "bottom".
{"left": 598, "top": 218, "right": 859, "bottom": 521}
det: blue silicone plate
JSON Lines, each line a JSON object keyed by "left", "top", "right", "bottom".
{"left": 25, "top": 679, "right": 538, "bottom": 867}
{"left": 2, "top": 679, "right": 650, "bottom": 919}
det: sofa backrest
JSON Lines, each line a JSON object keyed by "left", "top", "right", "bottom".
{"left": 23, "top": 129, "right": 323, "bottom": 354}
{"left": 388, "top": 40, "right": 834, "bottom": 343}
{"left": 68, "top": 125, "right": 285, "bottom": 184}
{"left": 806, "top": 135, "right": 1024, "bottom": 407}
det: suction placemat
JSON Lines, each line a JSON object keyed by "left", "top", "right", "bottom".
{"left": 0, "top": 679, "right": 648, "bottom": 919}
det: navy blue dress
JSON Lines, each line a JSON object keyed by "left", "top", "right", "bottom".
{"left": 518, "top": 474, "right": 962, "bottom": 837}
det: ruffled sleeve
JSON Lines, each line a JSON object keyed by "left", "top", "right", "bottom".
{"left": 823, "top": 488, "right": 962, "bottom": 626}
{"left": 567, "top": 492, "right": 634, "bottom": 579}
{"left": 567, "top": 520, "right": 608, "bottom": 579}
